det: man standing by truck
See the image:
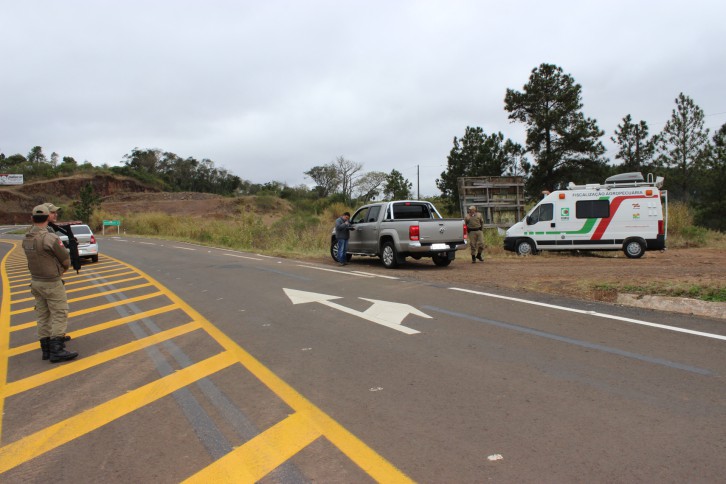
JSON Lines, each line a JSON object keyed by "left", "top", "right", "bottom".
{"left": 334, "top": 211, "right": 355, "bottom": 266}
{"left": 465, "top": 205, "right": 485, "bottom": 263}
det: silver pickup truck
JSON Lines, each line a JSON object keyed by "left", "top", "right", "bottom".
{"left": 330, "top": 200, "right": 468, "bottom": 268}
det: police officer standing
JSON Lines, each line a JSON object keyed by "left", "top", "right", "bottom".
{"left": 22, "top": 205, "right": 79, "bottom": 363}
{"left": 465, "top": 205, "right": 485, "bottom": 263}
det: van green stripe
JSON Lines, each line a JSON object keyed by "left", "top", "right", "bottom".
{"left": 524, "top": 196, "right": 610, "bottom": 235}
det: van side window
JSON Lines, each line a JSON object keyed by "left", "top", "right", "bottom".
{"left": 529, "top": 203, "right": 553, "bottom": 224}
{"left": 576, "top": 200, "right": 610, "bottom": 219}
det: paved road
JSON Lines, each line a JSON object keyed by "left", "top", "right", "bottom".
{"left": 1, "top": 235, "right": 725, "bottom": 482}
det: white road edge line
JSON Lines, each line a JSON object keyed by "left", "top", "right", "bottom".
{"left": 296, "top": 265, "right": 374, "bottom": 277}
{"left": 172, "top": 246, "right": 196, "bottom": 251}
{"left": 223, "top": 254, "right": 263, "bottom": 261}
{"left": 351, "top": 271, "right": 399, "bottom": 280}
{"left": 449, "top": 287, "right": 726, "bottom": 342}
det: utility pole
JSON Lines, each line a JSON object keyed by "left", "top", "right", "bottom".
{"left": 417, "top": 164, "right": 420, "bottom": 199}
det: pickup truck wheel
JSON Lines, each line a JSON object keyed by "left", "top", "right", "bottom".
{"left": 623, "top": 239, "right": 645, "bottom": 259}
{"left": 516, "top": 239, "right": 535, "bottom": 256}
{"left": 330, "top": 239, "right": 339, "bottom": 262}
{"left": 381, "top": 241, "right": 400, "bottom": 269}
{"left": 330, "top": 238, "right": 352, "bottom": 262}
{"left": 432, "top": 254, "right": 451, "bottom": 267}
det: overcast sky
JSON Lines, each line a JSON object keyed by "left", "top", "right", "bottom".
{"left": 2, "top": 0, "right": 725, "bottom": 196}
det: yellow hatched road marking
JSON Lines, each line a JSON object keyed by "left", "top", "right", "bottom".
{"left": 6, "top": 304, "right": 179, "bottom": 357}
{"left": 0, "top": 246, "right": 412, "bottom": 482}
{"left": 0, "top": 241, "right": 18, "bottom": 442}
{"left": 13, "top": 276, "right": 145, "bottom": 302}
{"left": 10, "top": 283, "right": 155, "bottom": 315}
{"left": 183, "top": 412, "right": 322, "bottom": 483}
{"left": 0, "top": 351, "right": 237, "bottom": 474}
{"left": 1, "top": 321, "right": 202, "bottom": 398}
{"left": 9, "top": 291, "right": 165, "bottom": 332}
{"left": 111, "top": 255, "right": 414, "bottom": 483}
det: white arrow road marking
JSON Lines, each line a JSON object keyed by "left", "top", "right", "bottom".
{"left": 283, "top": 288, "right": 429, "bottom": 334}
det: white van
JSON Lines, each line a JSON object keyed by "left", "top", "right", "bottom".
{"left": 503, "top": 172, "right": 667, "bottom": 259}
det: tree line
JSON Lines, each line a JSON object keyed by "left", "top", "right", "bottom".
{"left": 2, "top": 62, "right": 723, "bottom": 230}
{"left": 436, "top": 63, "right": 725, "bottom": 231}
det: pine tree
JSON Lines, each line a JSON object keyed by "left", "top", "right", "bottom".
{"left": 504, "top": 63, "right": 607, "bottom": 196}
{"left": 655, "top": 93, "right": 710, "bottom": 201}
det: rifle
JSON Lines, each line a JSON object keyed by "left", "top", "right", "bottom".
{"left": 49, "top": 222, "right": 82, "bottom": 274}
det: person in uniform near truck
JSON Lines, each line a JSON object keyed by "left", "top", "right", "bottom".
{"left": 465, "top": 205, "right": 485, "bottom": 263}
{"left": 22, "top": 205, "right": 79, "bottom": 363}
{"left": 334, "top": 211, "right": 355, "bottom": 266}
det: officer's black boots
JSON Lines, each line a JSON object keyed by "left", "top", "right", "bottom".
{"left": 471, "top": 255, "right": 476, "bottom": 263}
{"left": 49, "top": 337, "right": 78, "bottom": 363}
{"left": 476, "top": 252, "right": 484, "bottom": 261}
{"left": 40, "top": 335, "right": 72, "bottom": 360}
{"left": 40, "top": 337, "right": 50, "bottom": 360}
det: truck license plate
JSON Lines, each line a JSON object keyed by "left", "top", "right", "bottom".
{"left": 431, "top": 243, "right": 448, "bottom": 250}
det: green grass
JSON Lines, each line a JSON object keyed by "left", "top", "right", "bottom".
{"left": 593, "top": 282, "right": 726, "bottom": 303}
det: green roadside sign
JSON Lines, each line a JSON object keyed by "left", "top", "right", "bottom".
{"left": 103, "top": 220, "right": 121, "bottom": 226}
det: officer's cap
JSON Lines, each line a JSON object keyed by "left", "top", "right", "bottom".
{"left": 468, "top": 205, "right": 476, "bottom": 211}
{"left": 44, "top": 202, "right": 60, "bottom": 213}
{"left": 32, "top": 205, "right": 50, "bottom": 216}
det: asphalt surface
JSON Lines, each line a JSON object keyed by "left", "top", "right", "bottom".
{"left": 1, "top": 231, "right": 725, "bottom": 482}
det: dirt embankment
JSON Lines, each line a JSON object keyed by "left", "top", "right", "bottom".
{"left": 0, "top": 174, "right": 159, "bottom": 223}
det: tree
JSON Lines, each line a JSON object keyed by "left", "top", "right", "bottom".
{"left": 695, "top": 123, "right": 726, "bottom": 231}
{"left": 355, "top": 171, "right": 388, "bottom": 202}
{"left": 27, "top": 146, "right": 47, "bottom": 164}
{"left": 334, "top": 156, "right": 363, "bottom": 201}
{"left": 611, "top": 114, "right": 655, "bottom": 172}
{"left": 504, "top": 63, "right": 607, "bottom": 196}
{"left": 655, "top": 93, "right": 710, "bottom": 201}
{"left": 436, "top": 127, "right": 526, "bottom": 210}
{"left": 304, "top": 163, "right": 340, "bottom": 197}
{"left": 74, "top": 183, "right": 99, "bottom": 223}
{"left": 384, "top": 169, "right": 413, "bottom": 200}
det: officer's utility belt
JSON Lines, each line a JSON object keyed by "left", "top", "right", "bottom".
{"left": 468, "top": 228, "right": 482, "bottom": 231}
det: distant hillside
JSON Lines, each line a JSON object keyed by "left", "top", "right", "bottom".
{"left": 0, "top": 174, "right": 158, "bottom": 224}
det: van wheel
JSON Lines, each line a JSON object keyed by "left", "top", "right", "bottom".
{"left": 624, "top": 240, "right": 645, "bottom": 259}
{"left": 381, "top": 241, "right": 400, "bottom": 269}
{"left": 516, "top": 239, "right": 535, "bottom": 256}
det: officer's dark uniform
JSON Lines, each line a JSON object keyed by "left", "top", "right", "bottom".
{"left": 22, "top": 205, "right": 78, "bottom": 363}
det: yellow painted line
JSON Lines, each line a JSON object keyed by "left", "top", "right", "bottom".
{"left": 0, "top": 241, "right": 19, "bottom": 441}
{"left": 184, "top": 412, "right": 322, "bottom": 483}
{"left": 8, "top": 268, "right": 137, "bottom": 294}
{"left": 9, "top": 283, "right": 155, "bottom": 315}
{"left": 12, "top": 276, "right": 146, "bottom": 304}
{"left": 9, "top": 291, "right": 165, "bottom": 332}
{"left": 5, "top": 303, "right": 180, "bottom": 356}
{"left": 1, "top": 321, "right": 202, "bottom": 398}
{"left": 64, "top": 270, "right": 137, "bottom": 287}
{"left": 0, "top": 351, "right": 237, "bottom": 475}
{"left": 106, "top": 255, "right": 414, "bottom": 483}
{"left": 11, "top": 273, "right": 142, "bottom": 297}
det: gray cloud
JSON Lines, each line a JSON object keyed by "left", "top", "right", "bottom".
{"left": 2, "top": 0, "right": 724, "bottom": 196}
